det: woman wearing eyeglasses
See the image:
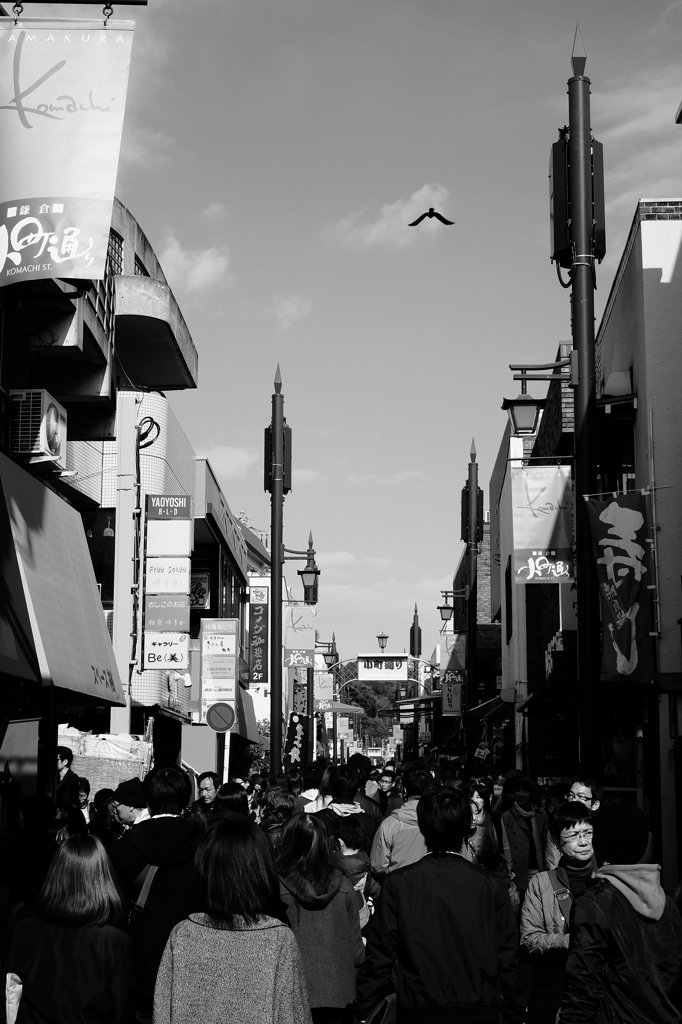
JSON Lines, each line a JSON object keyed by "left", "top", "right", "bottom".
{"left": 520, "top": 802, "right": 595, "bottom": 1024}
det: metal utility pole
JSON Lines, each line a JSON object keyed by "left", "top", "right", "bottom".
{"left": 568, "top": 47, "right": 601, "bottom": 777}
{"left": 306, "top": 665, "right": 315, "bottom": 763}
{"left": 267, "top": 367, "right": 285, "bottom": 775}
{"left": 410, "top": 603, "right": 421, "bottom": 757}
{"left": 466, "top": 440, "right": 479, "bottom": 713}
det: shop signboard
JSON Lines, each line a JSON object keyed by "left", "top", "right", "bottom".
{"left": 143, "top": 631, "right": 189, "bottom": 669}
{"left": 314, "top": 671, "right": 333, "bottom": 710}
{"left": 144, "top": 595, "right": 190, "bottom": 632}
{"left": 145, "top": 557, "right": 191, "bottom": 594}
{"left": 511, "top": 466, "right": 573, "bottom": 583}
{"left": 358, "top": 655, "right": 408, "bottom": 682}
{"left": 199, "top": 618, "right": 238, "bottom": 725}
{"left": 146, "top": 495, "right": 191, "bottom": 518}
{"left": 0, "top": 18, "right": 135, "bottom": 285}
{"left": 441, "top": 680, "right": 463, "bottom": 716}
{"left": 440, "top": 633, "right": 466, "bottom": 683}
{"left": 190, "top": 572, "right": 210, "bottom": 609}
{"left": 146, "top": 518, "right": 192, "bottom": 557}
{"left": 249, "top": 584, "right": 269, "bottom": 683}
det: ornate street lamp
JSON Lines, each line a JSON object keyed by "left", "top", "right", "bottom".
{"left": 376, "top": 631, "right": 389, "bottom": 652}
{"left": 297, "top": 533, "right": 320, "bottom": 605}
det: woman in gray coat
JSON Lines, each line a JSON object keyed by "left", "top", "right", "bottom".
{"left": 278, "top": 814, "right": 364, "bottom": 1024}
{"left": 520, "top": 802, "right": 594, "bottom": 1024}
{"left": 154, "top": 819, "right": 311, "bottom": 1024}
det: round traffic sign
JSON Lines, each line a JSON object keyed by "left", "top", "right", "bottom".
{"left": 206, "top": 702, "right": 235, "bottom": 733}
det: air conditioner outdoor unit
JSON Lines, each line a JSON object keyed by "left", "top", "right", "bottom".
{"left": 9, "top": 389, "right": 68, "bottom": 470}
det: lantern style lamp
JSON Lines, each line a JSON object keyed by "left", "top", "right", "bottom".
{"left": 377, "top": 631, "right": 389, "bottom": 651}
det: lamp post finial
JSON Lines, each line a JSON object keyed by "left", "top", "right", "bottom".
{"left": 571, "top": 23, "right": 587, "bottom": 76}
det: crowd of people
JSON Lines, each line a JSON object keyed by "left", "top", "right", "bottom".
{"left": 1, "top": 748, "right": 682, "bottom": 1024}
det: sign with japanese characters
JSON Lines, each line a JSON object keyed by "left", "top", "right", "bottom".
{"left": 143, "top": 631, "right": 189, "bottom": 669}
{"left": 283, "top": 712, "right": 310, "bottom": 769}
{"left": 145, "top": 557, "right": 191, "bottom": 594}
{"left": 0, "top": 19, "right": 135, "bottom": 285}
{"left": 511, "top": 466, "right": 574, "bottom": 583}
{"left": 357, "top": 655, "right": 408, "bottom": 682}
{"left": 144, "top": 595, "right": 190, "bottom": 632}
{"left": 441, "top": 679, "right": 463, "bottom": 716}
{"left": 586, "top": 494, "right": 654, "bottom": 683}
{"left": 199, "top": 619, "right": 238, "bottom": 722}
{"left": 284, "top": 648, "right": 314, "bottom": 669}
{"left": 249, "top": 584, "right": 269, "bottom": 684}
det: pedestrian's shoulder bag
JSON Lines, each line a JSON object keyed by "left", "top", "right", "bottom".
{"left": 547, "top": 869, "right": 572, "bottom": 932}
{"left": 129, "top": 862, "right": 159, "bottom": 926}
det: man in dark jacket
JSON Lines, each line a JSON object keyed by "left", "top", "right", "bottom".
{"left": 558, "top": 800, "right": 682, "bottom": 1024}
{"left": 356, "top": 788, "right": 525, "bottom": 1024}
{"left": 315, "top": 766, "right": 379, "bottom": 848}
{"left": 109, "top": 765, "right": 203, "bottom": 1023}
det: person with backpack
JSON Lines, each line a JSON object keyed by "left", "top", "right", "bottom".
{"left": 520, "top": 802, "right": 594, "bottom": 1023}
{"left": 329, "top": 815, "right": 380, "bottom": 934}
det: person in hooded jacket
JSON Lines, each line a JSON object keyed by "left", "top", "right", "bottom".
{"left": 314, "top": 767, "right": 378, "bottom": 850}
{"left": 558, "top": 799, "right": 682, "bottom": 1024}
{"left": 329, "top": 815, "right": 380, "bottom": 933}
{"left": 370, "top": 768, "right": 431, "bottom": 881}
{"left": 278, "top": 814, "right": 364, "bottom": 1024}
{"left": 109, "top": 765, "right": 203, "bottom": 1023}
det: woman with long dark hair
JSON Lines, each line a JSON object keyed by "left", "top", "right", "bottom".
{"left": 278, "top": 814, "right": 364, "bottom": 1024}
{"left": 5, "top": 834, "right": 134, "bottom": 1023}
{"left": 259, "top": 786, "right": 295, "bottom": 853}
{"left": 154, "top": 818, "right": 311, "bottom": 1024}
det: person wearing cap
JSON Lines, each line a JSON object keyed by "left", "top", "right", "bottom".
{"left": 558, "top": 799, "right": 682, "bottom": 1024}
{"left": 112, "top": 777, "right": 150, "bottom": 829}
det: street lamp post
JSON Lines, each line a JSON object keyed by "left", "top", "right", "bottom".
{"left": 567, "top": 47, "right": 601, "bottom": 777}
{"left": 466, "top": 440, "right": 479, "bottom": 712}
{"left": 264, "top": 367, "right": 320, "bottom": 775}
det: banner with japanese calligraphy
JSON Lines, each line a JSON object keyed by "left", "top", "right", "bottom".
{"left": 283, "top": 601, "right": 316, "bottom": 669}
{"left": 283, "top": 712, "right": 311, "bottom": 770}
{"left": 0, "top": 19, "right": 134, "bottom": 285}
{"left": 586, "top": 494, "right": 654, "bottom": 683}
{"left": 440, "top": 633, "right": 466, "bottom": 684}
{"left": 249, "top": 584, "right": 269, "bottom": 684}
{"left": 511, "top": 466, "right": 574, "bottom": 583}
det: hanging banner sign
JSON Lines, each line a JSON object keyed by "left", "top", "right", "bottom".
{"left": 283, "top": 602, "right": 316, "bottom": 656}
{"left": 511, "top": 466, "right": 574, "bottom": 583}
{"left": 0, "top": 19, "right": 135, "bottom": 285}
{"left": 283, "top": 712, "right": 310, "bottom": 769}
{"left": 249, "top": 584, "right": 269, "bottom": 684}
{"left": 314, "top": 670, "right": 333, "bottom": 710}
{"left": 586, "top": 494, "right": 654, "bottom": 683}
{"left": 440, "top": 633, "right": 466, "bottom": 684}
{"left": 441, "top": 680, "right": 463, "bottom": 716}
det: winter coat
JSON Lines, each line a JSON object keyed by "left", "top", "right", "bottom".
{"left": 370, "top": 800, "right": 428, "bottom": 879}
{"left": 6, "top": 915, "right": 134, "bottom": 1024}
{"left": 279, "top": 869, "right": 364, "bottom": 1009}
{"left": 501, "top": 805, "right": 547, "bottom": 890}
{"left": 520, "top": 868, "right": 570, "bottom": 956}
{"left": 559, "top": 864, "right": 682, "bottom": 1024}
{"left": 356, "top": 853, "right": 526, "bottom": 1024}
{"left": 154, "top": 913, "right": 311, "bottom": 1024}
{"left": 331, "top": 849, "right": 380, "bottom": 930}
{"left": 315, "top": 802, "right": 378, "bottom": 849}
{"left": 109, "top": 814, "right": 203, "bottom": 1015}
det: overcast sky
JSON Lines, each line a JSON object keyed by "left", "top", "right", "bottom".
{"left": 52, "top": 1, "right": 682, "bottom": 661}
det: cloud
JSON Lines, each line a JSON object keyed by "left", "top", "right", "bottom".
{"left": 201, "top": 203, "right": 228, "bottom": 220}
{"left": 119, "top": 125, "right": 175, "bottom": 170}
{"left": 273, "top": 294, "right": 313, "bottom": 330}
{"left": 320, "top": 551, "right": 393, "bottom": 572}
{"left": 326, "top": 184, "right": 451, "bottom": 249}
{"left": 292, "top": 468, "right": 322, "bottom": 484}
{"left": 200, "top": 445, "right": 258, "bottom": 482}
{"left": 159, "top": 235, "right": 231, "bottom": 294}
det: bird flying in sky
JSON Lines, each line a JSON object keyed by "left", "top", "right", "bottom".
{"left": 408, "top": 207, "right": 455, "bottom": 226}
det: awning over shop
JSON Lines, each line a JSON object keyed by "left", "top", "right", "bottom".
{"left": 0, "top": 454, "right": 124, "bottom": 705}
